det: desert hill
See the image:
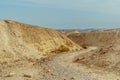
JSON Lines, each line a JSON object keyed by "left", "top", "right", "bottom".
{"left": 68, "top": 29, "right": 120, "bottom": 48}
{"left": 68, "top": 29, "right": 120, "bottom": 78}
{"left": 0, "top": 20, "right": 81, "bottom": 62}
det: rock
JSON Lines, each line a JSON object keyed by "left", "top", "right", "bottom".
{"left": 23, "top": 74, "right": 32, "bottom": 78}
{"left": 6, "top": 72, "right": 16, "bottom": 77}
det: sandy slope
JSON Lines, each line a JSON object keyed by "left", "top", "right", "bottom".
{"left": 0, "top": 20, "right": 81, "bottom": 63}
{"left": 67, "top": 29, "right": 120, "bottom": 47}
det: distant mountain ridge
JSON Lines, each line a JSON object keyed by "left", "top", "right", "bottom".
{"left": 57, "top": 28, "right": 101, "bottom": 33}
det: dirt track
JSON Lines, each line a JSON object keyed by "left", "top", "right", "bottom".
{"left": 1, "top": 46, "right": 120, "bottom": 80}
{"left": 0, "top": 47, "right": 98, "bottom": 80}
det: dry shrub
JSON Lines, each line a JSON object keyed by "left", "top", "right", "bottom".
{"left": 58, "top": 45, "right": 69, "bottom": 52}
{"left": 81, "top": 43, "right": 88, "bottom": 49}
{"left": 52, "top": 45, "right": 69, "bottom": 53}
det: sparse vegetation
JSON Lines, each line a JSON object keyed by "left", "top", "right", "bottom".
{"left": 58, "top": 45, "right": 69, "bottom": 52}
{"left": 52, "top": 45, "right": 70, "bottom": 53}
{"left": 81, "top": 43, "right": 88, "bottom": 49}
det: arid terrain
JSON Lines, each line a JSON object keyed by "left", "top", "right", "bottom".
{"left": 68, "top": 29, "right": 120, "bottom": 80}
{"left": 0, "top": 20, "right": 120, "bottom": 80}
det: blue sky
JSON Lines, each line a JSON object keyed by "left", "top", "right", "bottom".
{"left": 1, "top": 0, "right": 120, "bottom": 29}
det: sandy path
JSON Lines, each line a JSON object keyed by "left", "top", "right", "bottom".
{"left": 2, "top": 47, "right": 114, "bottom": 80}
{"left": 46, "top": 46, "right": 119, "bottom": 80}
{"left": 40, "top": 47, "right": 98, "bottom": 80}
